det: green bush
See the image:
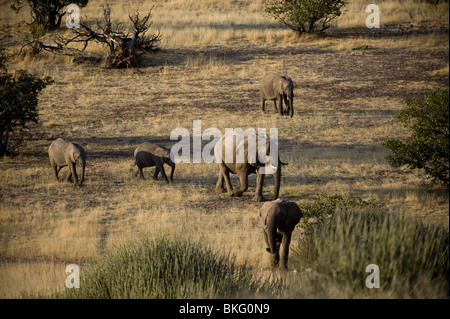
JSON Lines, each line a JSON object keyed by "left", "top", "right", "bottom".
{"left": 56, "top": 236, "right": 278, "bottom": 299}
{"left": 293, "top": 195, "right": 449, "bottom": 296}
{"left": 0, "top": 49, "right": 53, "bottom": 156}
{"left": 299, "top": 192, "right": 385, "bottom": 219}
{"left": 264, "top": 0, "right": 346, "bottom": 35}
{"left": 10, "top": 0, "right": 89, "bottom": 30}
{"left": 382, "top": 88, "right": 449, "bottom": 187}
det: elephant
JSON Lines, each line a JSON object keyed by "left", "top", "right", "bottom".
{"left": 133, "top": 142, "right": 175, "bottom": 183}
{"left": 260, "top": 199, "right": 303, "bottom": 269}
{"left": 260, "top": 74, "right": 294, "bottom": 118}
{"left": 48, "top": 138, "right": 86, "bottom": 187}
{"left": 213, "top": 131, "right": 287, "bottom": 202}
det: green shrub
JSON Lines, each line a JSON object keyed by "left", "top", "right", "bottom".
{"left": 264, "top": 0, "right": 346, "bottom": 35}
{"left": 299, "top": 192, "right": 385, "bottom": 219}
{"left": 0, "top": 49, "right": 53, "bottom": 156}
{"left": 293, "top": 199, "right": 449, "bottom": 296}
{"left": 56, "top": 236, "right": 277, "bottom": 299}
{"left": 382, "top": 88, "right": 449, "bottom": 187}
{"left": 10, "top": 0, "right": 89, "bottom": 30}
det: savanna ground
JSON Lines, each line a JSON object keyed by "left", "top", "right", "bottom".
{"left": 0, "top": 0, "right": 449, "bottom": 298}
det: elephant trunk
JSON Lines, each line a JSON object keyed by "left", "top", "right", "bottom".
{"left": 272, "top": 159, "right": 281, "bottom": 200}
{"left": 289, "top": 94, "right": 294, "bottom": 118}
{"left": 266, "top": 218, "right": 280, "bottom": 267}
{"left": 78, "top": 157, "right": 85, "bottom": 187}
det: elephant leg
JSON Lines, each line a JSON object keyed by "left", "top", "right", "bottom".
{"left": 69, "top": 162, "right": 79, "bottom": 185}
{"left": 219, "top": 164, "right": 234, "bottom": 197}
{"left": 133, "top": 166, "right": 140, "bottom": 178}
{"left": 234, "top": 171, "right": 248, "bottom": 197}
{"left": 261, "top": 98, "right": 266, "bottom": 112}
{"left": 277, "top": 95, "right": 284, "bottom": 116}
{"left": 136, "top": 163, "right": 145, "bottom": 179}
{"left": 51, "top": 161, "right": 60, "bottom": 181}
{"left": 66, "top": 169, "right": 72, "bottom": 183}
{"left": 215, "top": 169, "right": 226, "bottom": 193}
{"left": 273, "top": 99, "right": 278, "bottom": 112}
{"left": 153, "top": 166, "right": 160, "bottom": 180}
{"left": 56, "top": 166, "right": 64, "bottom": 180}
{"left": 157, "top": 162, "right": 169, "bottom": 183}
{"left": 279, "top": 231, "right": 292, "bottom": 270}
{"left": 255, "top": 171, "right": 265, "bottom": 202}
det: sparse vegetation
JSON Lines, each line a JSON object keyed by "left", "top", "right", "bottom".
{"left": 292, "top": 194, "right": 449, "bottom": 297}
{"left": 56, "top": 235, "right": 279, "bottom": 299}
{"left": 0, "top": 0, "right": 448, "bottom": 299}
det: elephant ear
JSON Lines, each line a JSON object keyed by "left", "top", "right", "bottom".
{"left": 220, "top": 132, "right": 239, "bottom": 164}
{"left": 244, "top": 133, "right": 267, "bottom": 167}
{"left": 245, "top": 135, "right": 257, "bottom": 166}
{"left": 276, "top": 78, "right": 285, "bottom": 95}
{"left": 67, "top": 144, "right": 78, "bottom": 162}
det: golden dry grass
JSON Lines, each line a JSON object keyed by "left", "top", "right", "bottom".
{"left": 0, "top": 0, "right": 449, "bottom": 298}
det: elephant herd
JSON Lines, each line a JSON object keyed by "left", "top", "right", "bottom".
{"left": 47, "top": 74, "right": 301, "bottom": 269}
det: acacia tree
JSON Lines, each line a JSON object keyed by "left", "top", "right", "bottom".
{"left": 264, "top": 0, "right": 345, "bottom": 35}
{"left": 0, "top": 49, "right": 53, "bottom": 156}
{"left": 382, "top": 88, "right": 449, "bottom": 187}
{"left": 11, "top": 0, "right": 88, "bottom": 30}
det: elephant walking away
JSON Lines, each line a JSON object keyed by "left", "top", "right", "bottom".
{"left": 260, "top": 199, "right": 303, "bottom": 269}
{"left": 134, "top": 142, "right": 175, "bottom": 183}
{"left": 260, "top": 74, "right": 294, "bottom": 118}
{"left": 48, "top": 138, "right": 86, "bottom": 187}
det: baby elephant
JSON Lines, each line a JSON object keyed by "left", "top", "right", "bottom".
{"left": 260, "top": 74, "right": 294, "bottom": 118}
{"left": 134, "top": 142, "right": 175, "bottom": 183}
{"left": 260, "top": 199, "right": 303, "bottom": 269}
{"left": 48, "top": 138, "right": 86, "bottom": 187}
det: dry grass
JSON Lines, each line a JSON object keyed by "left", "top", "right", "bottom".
{"left": 0, "top": 0, "right": 449, "bottom": 298}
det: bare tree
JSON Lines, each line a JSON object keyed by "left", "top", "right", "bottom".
{"left": 22, "top": 5, "right": 161, "bottom": 68}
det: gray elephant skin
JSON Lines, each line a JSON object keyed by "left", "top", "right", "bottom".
{"left": 260, "top": 74, "right": 294, "bottom": 118}
{"left": 260, "top": 199, "right": 303, "bottom": 269}
{"left": 48, "top": 138, "right": 86, "bottom": 187}
{"left": 214, "top": 131, "right": 287, "bottom": 202}
{"left": 134, "top": 142, "right": 175, "bottom": 183}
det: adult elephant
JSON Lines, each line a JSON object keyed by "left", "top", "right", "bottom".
{"left": 134, "top": 142, "right": 175, "bottom": 183}
{"left": 48, "top": 138, "right": 86, "bottom": 187}
{"left": 260, "top": 74, "right": 294, "bottom": 118}
{"left": 214, "top": 131, "right": 287, "bottom": 202}
{"left": 260, "top": 199, "right": 303, "bottom": 269}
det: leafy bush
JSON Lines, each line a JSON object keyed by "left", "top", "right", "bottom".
{"left": 382, "top": 88, "right": 449, "bottom": 186}
{"left": 56, "top": 236, "right": 278, "bottom": 299}
{"left": 0, "top": 49, "right": 53, "bottom": 156}
{"left": 264, "top": 0, "right": 346, "bottom": 35}
{"left": 11, "top": 0, "right": 89, "bottom": 30}
{"left": 299, "top": 192, "right": 385, "bottom": 219}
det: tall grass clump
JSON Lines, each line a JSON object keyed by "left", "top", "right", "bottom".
{"left": 55, "top": 235, "right": 277, "bottom": 299}
{"left": 293, "top": 193, "right": 449, "bottom": 297}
